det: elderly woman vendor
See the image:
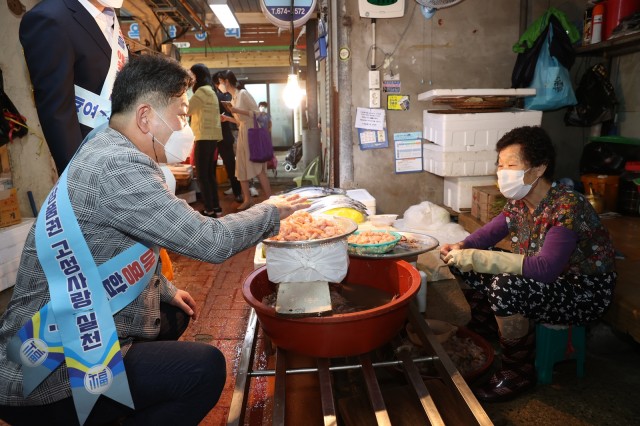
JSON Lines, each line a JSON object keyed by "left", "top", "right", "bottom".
{"left": 440, "top": 126, "right": 616, "bottom": 402}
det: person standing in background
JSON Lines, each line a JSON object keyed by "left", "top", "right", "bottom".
{"left": 257, "top": 101, "right": 272, "bottom": 132}
{"left": 212, "top": 71, "right": 242, "bottom": 203}
{"left": 20, "top": 0, "right": 128, "bottom": 174}
{"left": 189, "top": 64, "right": 223, "bottom": 217}
{"left": 249, "top": 101, "right": 273, "bottom": 196}
{"left": 217, "top": 70, "right": 271, "bottom": 210}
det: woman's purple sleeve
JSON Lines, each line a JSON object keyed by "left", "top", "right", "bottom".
{"left": 462, "top": 214, "right": 578, "bottom": 283}
{"left": 462, "top": 213, "right": 509, "bottom": 249}
{"left": 522, "top": 226, "right": 578, "bottom": 283}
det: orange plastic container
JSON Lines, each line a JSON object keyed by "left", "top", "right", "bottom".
{"left": 243, "top": 257, "right": 421, "bottom": 358}
{"left": 581, "top": 174, "right": 620, "bottom": 212}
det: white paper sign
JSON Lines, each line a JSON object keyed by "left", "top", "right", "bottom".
{"left": 395, "top": 158, "right": 423, "bottom": 173}
{"left": 355, "top": 107, "right": 385, "bottom": 131}
{"left": 394, "top": 132, "right": 423, "bottom": 174}
{"left": 395, "top": 139, "right": 422, "bottom": 159}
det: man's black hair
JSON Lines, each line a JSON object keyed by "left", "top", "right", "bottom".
{"left": 111, "top": 54, "right": 193, "bottom": 114}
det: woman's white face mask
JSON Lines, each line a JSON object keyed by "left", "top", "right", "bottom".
{"left": 218, "top": 82, "right": 227, "bottom": 93}
{"left": 150, "top": 108, "right": 194, "bottom": 164}
{"left": 497, "top": 168, "right": 540, "bottom": 200}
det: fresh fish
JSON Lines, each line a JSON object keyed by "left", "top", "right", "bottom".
{"left": 281, "top": 186, "right": 346, "bottom": 199}
{"left": 305, "top": 195, "right": 368, "bottom": 215}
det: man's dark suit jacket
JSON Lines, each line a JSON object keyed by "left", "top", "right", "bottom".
{"left": 20, "top": 0, "right": 113, "bottom": 174}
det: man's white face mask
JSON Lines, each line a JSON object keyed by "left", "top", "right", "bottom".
{"left": 98, "top": 0, "right": 124, "bottom": 8}
{"left": 150, "top": 108, "right": 195, "bottom": 164}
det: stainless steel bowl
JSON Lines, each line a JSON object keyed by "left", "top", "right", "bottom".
{"left": 262, "top": 215, "right": 358, "bottom": 249}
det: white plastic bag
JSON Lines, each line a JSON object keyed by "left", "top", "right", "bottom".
{"left": 394, "top": 201, "right": 451, "bottom": 230}
{"left": 266, "top": 240, "right": 349, "bottom": 283}
{"left": 394, "top": 201, "right": 469, "bottom": 282}
{"left": 394, "top": 201, "right": 469, "bottom": 245}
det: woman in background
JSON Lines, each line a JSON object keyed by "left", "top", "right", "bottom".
{"left": 189, "top": 64, "right": 222, "bottom": 217}
{"left": 212, "top": 71, "right": 242, "bottom": 203}
{"left": 217, "top": 70, "right": 271, "bottom": 210}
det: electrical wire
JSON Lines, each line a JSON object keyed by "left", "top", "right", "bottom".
{"left": 387, "top": 0, "right": 418, "bottom": 59}
{"left": 365, "top": 45, "right": 386, "bottom": 70}
{"left": 363, "top": 0, "right": 419, "bottom": 71}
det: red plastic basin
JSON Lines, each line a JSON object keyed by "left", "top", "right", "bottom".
{"left": 242, "top": 257, "right": 421, "bottom": 358}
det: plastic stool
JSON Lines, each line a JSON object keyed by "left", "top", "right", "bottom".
{"left": 535, "top": 324, "right": 586, "bottom": 385}
{"left": 293, "top": 156, "right": 321, "bottom": 187}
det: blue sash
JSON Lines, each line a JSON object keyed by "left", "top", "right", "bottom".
{"left": 8, "top": 168, "right": 158, "bottom": 425}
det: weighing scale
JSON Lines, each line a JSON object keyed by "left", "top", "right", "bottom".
{"left": 262, "top": 216, "right": 358, "bottom": 317}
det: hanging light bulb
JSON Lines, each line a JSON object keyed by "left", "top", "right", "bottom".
{"left": 282, "top": 0, "right": 305, "bottom": 109}
{"left": 283, "top": 72, "right": 305, "bottom": 109}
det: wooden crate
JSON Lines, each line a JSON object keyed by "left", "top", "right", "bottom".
{"left": 0, "top": 188, "right": 21, "bottom": 228}
{"left": 0, "top": 145, "right": 9, "bottom": 174}
{"left": 458, "top": 213, "right": 511, "bottom": 251}
{"left": 471, "top": 185, "right": 506, "bottom": 223}
{"left": 175, "top": 176, "right": 191, "bottom": 191}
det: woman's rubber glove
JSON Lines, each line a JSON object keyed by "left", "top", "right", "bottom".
{"left": 443, "top": 249, "right": 524, "bottom": 275}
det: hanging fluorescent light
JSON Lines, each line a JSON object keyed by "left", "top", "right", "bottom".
{"left": 208, "top": 0, "right": 239, "bottom": 29}
{"left": 283, "top": 72, "right": 305, "bottom": 109}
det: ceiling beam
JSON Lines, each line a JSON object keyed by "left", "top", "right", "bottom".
{"left": 180, "top": 50, "right": 306, "bottom": 69}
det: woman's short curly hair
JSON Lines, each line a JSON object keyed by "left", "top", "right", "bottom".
{"left": 496, "top": 126, "right": 555, "bottom": 180}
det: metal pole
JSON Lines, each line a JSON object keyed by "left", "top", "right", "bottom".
{"left": 304, "top": 18, "right": 322, "bottom": 167}
{"left": 336, "top": 0, "right": 353, "bottom": 188}
{"left": 248, "top": 355, "right": 437, "bottom": 377}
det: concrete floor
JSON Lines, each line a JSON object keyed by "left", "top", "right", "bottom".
{"left": 480, "top": 322, "right": 640, "bottom": 426}
{"left": 1, "top": 165, "right": 640, "bottom": 425}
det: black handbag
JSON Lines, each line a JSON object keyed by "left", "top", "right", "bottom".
{"left": 565, "top": 63, "right": 617, "bottom": 127}
{"left": 0, "top": 68, "right": 28, "bottom": 147}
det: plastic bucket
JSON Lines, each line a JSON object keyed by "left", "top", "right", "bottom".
{"left": 581, "top": 174, "right": 620, "bottom": 213}
{"left": 242, "top": 257, "right": 420, "bottom": 358}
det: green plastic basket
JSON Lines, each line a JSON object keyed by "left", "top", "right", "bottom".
{"left": 347, "top": 230, "right": 402, "bottom": 255}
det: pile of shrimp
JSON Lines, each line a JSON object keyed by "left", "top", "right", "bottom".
{"left": 348, "top": 231, "right": 397, "bottom": 245}
{"left": 269, "top": 211, "right": 345, "bottom": 241}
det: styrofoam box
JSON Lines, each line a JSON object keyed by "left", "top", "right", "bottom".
{"left": 423, "top": 143, "right": 497, "bottom": 177}
{"left": 444, "top": 176, "right": 497, "bottom": 212}
{"left": 423, "top": 110, "right": 543, "bottom": 151}
{"left": 0, "top": 218, "right": 35, "bottom": 291}
{"left": 346, "top": 188, "right": 376, "bottom": 215}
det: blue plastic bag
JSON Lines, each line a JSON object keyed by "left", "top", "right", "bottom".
{"left": 525, "top": 26, "right": 577, "bottom": 111}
